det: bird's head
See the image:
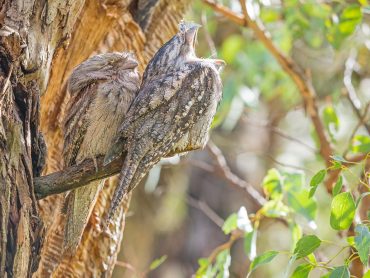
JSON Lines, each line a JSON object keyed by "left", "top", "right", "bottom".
{"left": 142, "top": 21, "right": 201, "bottom": 82}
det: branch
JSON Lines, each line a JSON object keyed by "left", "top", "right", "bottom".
{"left": 206, "top": 141, "right": 266, "bottom": 207}
{"left": 203, "top": 0, "right": 333, "bottom": 166}
{"left": 34, "top": 155, "right": 125, "bottom": 199}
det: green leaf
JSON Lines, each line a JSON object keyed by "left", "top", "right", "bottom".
{"left": 329, "top": 266, "right": 350, "bottom": 278}
{"left": 215, "top": 250, "right": 231, "bottom": 278}
{"left": 310, "top": 170, "right": 327, "bottom": 187}
{"left": 284, "top": 254, "right": 297, "bottom": 278}
{"left": 354, "top": 224, "right": 370, "bottom": 265}
{"left": 248, "top": 251, "right": 279, "bottom": 276}
{"left": 293, "top": 235, "right": 321, "bottom": 259}
{"left": 291, "top": 263, "right": 314, "bottom": 278}
{"left": 222, "top": 213, "right": 238, "bottom": 234}
{"left": 323, "top": 106, "right": 339, "bottom": 139}
{"left": 330, "top": 192, "right": 356, "bottom": 230}
{"left": 347, "top": 236, "right": 355, "bottom": 247}
{"left": 309, "top": 185, "right": 319, "bottom": 198}
{"left": 261, "top": 200, "right": 289, "bottom": 218}
{"left": 364, "top": 270, "right": 370, "bottom": 278}
{"left": 196, "top": 258, "right": 210, "bottom": 277}
{"left": 351, "top": 135, "right": 370, "bottom": 153}
{"left": 262, "top": 168, "right": 283, "bottom": 200}
{"left": 287, "top": 189, "right": 317, "bottom": 221}
{"left": 332, "top": 176, "right": 343, "bottom": 196}
{"left": 244, "top": 231, "right": 257, "bottom": 260}
{"left": 290, "top": 222, "right": 302, "bottom": 251}
{"left": 149, "top": 255, "right": 167, "bottom": 271}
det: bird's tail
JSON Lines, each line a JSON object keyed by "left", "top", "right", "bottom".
{"left": 106, "top": 153, "right": 139, "bottom": 222}
{"left": 63, "top": 180, "right": 104, "bottom": 255}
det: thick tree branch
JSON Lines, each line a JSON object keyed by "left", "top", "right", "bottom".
{"left": 34, "top": 155, "right": 125, "bottom": 200}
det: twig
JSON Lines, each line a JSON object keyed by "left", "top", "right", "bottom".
{"left": 208, "top": 229, "right": 244, "bottom": 263}
{"left": 206, "top": 140, "right": 266, "bottom": 206}
{"left": 244, "top": 117, "right": 317, "bottom": 153}
{"left": 34, "top": 155, "right": 125, "bottom": 199}
{"left": 203, "top": 0, "right": 333, "bottom": 166}
{"left": 343, "top": 49, "right": 370, "bottom": 134}
{"left": 186, "top": 195, "right": 224, "bottom": 228}
{"left": 202, "top": 0, "right": 247, "bottom": 27}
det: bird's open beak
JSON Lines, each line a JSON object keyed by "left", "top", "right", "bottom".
{"left": 185, "top": 23, "right": 201, "bottom": 49}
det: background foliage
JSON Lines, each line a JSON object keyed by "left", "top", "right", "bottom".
{"left": 113, "top": 1, "right": 370, "bottom": 277}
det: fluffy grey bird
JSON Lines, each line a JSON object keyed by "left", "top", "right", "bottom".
{"left": 104, "top": 22, "right": 225, "bottom": 221}
{"left": 63, "top": 52, "right": 140, "bottom": 253}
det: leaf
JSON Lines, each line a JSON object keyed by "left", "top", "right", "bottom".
{"left": 244, "top": 231, "right": 257, "bottom": 260}
{"left": 248, "top": 251, "right": 279, "bottom": 276}
{"left": 215, "top": 249, "right": 231, "bottom": 278}
{"left": 196, "top": 258, "right": 211, "bottom": 277}
{"left": 351, "top": 135, "right": 370, "bottom": 154}
{"left": 284, "top": 254, "right": 297, "bottom": 278}
{"left": 346, "top": 236, "right": 355, "bottom": 247}
{"left": 364, "top": 270, "right": 370, "bottom": 278}
{"left": 262, "top": 168, "right": 283, "bottom": 200}
{"left": 237, "top": 207, "right": 253, "bottom": 233}
{"left": 332, "top": 176, "right": 343, "bottom": 196}
{"left": 323, "top": 106, "right": 339, "bottom": 139}
{"left": 330, "top": 192, "right": 356, "bottom": 230}
{"left": 329, "top": 266, "right": 350, "bottom": 278}
{"left": 310, "top": 170, "right": 326, "bottom": 187}
{"left": 149, "top": 255, "right": 167, "bottom": 271}
{"left": 290, "top": 222, "right": 302, "bottom": 251}
{"left": 354, "top": 224, "right": 370, "bottom": 265}
{"left": 293, "top": 235, "right": 321, "bottom": 259}
{"left": 261, "top": 200, "right": 289, "bottom": 218}
{"left": 291, "top": 263, "right": 313, "bottom": 278}
{"left": 222, "top": 213, "right": 238, "bottom": 234}
{"left": 287, "top": 189, "right": 317, "bottom": 221}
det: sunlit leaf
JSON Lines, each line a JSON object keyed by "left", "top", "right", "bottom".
{"left": 291, "top": 263, "right": 314, "bottom": 278}
{"left": 351, "top": 135, "right": 370, "bottom": 153}
{"left": 332, "top": 176, "right": 343, "bottom": 196}
{"left": 290, "top": 222, "right": 302, "bottom": 251}
{"left": 323, "top": 106, "right": 339, "bottom": 140}
{"left": 354, "top": 224, "right": 370, "bottom": 265}
{"left": 222, "top": 213, "right": 238, "bottom": 234}
{"left": 244, "top": 230, "right": 257, "bottom": 260}
{"left": 262, "top": 168, "right": 283, "bottom": 200}
{"left": 261, "top": 200, "right": 289, "bottom": 218}
{"left": 149, "top": 255, "right": 167, "bottom": 270}
{"left": 287, "top": 189, "right": 317, "bottom": 221}
{"left": 347, "top": 236, "right": 355, "bottom": 247}
{"left": 330, "top": 192, "right": 356, "bottom": 230}
{"left": 248, "top": 251, "right": 279, "bottom": 276}
{"left": 293, "top": 235, "right": 321, "bottom": 259}
{"left": 310, "top": 170, "right": 327, "bottom": 187}
{"left": 196, "top": 258, "right": 210, "bottom": 277}
{"left": 237, "top": 207, "right": 253, "bottom": 233}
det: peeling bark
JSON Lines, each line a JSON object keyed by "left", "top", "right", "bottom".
{"left": 1, "top": 0, "right": 190, "bottom": 276}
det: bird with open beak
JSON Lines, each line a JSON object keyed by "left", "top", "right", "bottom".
{"left": 104, "top": 21, "right": 225, "bottom": 223}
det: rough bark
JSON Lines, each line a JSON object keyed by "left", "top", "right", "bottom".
{"left": 0, "top": 0, "right": 190, "bottom": 277}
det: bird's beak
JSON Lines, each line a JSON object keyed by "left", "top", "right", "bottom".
{"left": 211, "top": 59, "right": 226, "bottom": 72}
{"left": 185, "top": 23, "right": 201, "bottom": 49}
{"left": 123, "top": 59, "right": 139, "bottom": 70}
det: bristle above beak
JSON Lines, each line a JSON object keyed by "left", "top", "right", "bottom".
{"left": 211, "top": 59, "right": 226, "bottom": 72}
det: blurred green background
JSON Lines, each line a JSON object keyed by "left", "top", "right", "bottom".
{"left": 113, "top": 1, "right": 370, "bottom": 277}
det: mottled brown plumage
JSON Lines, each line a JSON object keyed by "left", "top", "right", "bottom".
{"left": 104, "top": 22, "right": 224, "bottom": 221}
{"left": 63, "top": 52, "right": 140, "bottom": 253}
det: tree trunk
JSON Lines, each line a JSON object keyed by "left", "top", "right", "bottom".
{"left": 0, "top": 0, "right": 190, "bottom": 276}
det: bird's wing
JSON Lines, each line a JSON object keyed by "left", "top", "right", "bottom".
{"left": 63, "top": 83, "right": 98, "bottom": 166}
{"left": 119, "top": 69, "right": 195, "bottom": 135}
